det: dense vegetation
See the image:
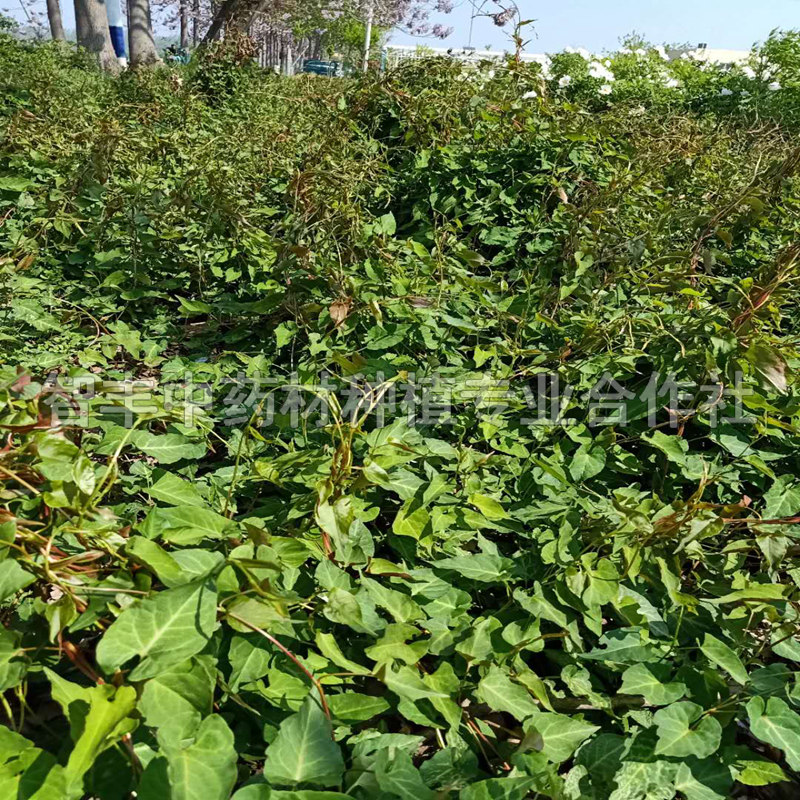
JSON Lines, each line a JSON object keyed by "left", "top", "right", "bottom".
{"left": 3, "top": 26, "right": 800, "bottom": 799}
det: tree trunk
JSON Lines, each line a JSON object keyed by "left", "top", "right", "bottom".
{"left": 202, "top": 0, "right": 237, "bottom": 43}
{"left": 128, "top": 0, "right": 162, "bottom": 67}
{"left": 180, "top": 0, "right": 189, "bottom": 48}
{"left": 75, "top": 0, "right": 87, "bottom": 44}
{"left": 202, "top": 0, "right": 262, "bottom": 43}
{"left": 73, "top": 0, "right": 120, "bottom": 73}
{"left": 46, "top": 0, "right": 66, "bottom": 41}
{"left": 192, "top": 0, "right": 199, "bottom": 45}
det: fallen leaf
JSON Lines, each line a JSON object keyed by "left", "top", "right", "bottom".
{"left": 330, "top": 298, "right": 352, "bottom": 328}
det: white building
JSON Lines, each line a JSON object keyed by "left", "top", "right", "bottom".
{"left": 383, "top": 45, "right": 550, "bottom": 68}
{"left": 682, "top": 48, "right": 749, "bottom": 64}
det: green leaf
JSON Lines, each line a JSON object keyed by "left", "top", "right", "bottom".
{"left": 674, "top": 757, "right": 732, "bottom": 800}
{"left": 55, "top": 682, "right": 138, "bottom": 796}
{"left": 642, "top": 430, "right": 689, "bottom": 464}
{"left": 147, "top": 471, "right": 207, "bottom": 507}
{"left": 0, "top": 727, "right": 66, "bottom": 799}
{"left": 460, "top": 777, "right": 538, "bottom": 800}
{"left": 747, "top": 696, "right": 800, "bottom": 770}
{"left": 159, "top": 714, "right": 237, "bottom": 800}
{"left": 327, "top": 692, "right": 390, "bottom": 723}
{"left": 653, "top": 702, "right": 722, "bottom": 759}
{"left": 45, "top": 668, "right": 92, "bottom": 719}
{"left": 763, "top": 474, "right": 800, "bottom": 518}
{"left": 582, "top": 628, "right": 657, "bottom": 664}
{"left": 139, "top": 656, "right": 215, "bottom": 739}
{"left": 392, "top": 502, "right": 431, "bottom": 539}
{"left": 371, "top": 748, "right": 433, "bottom": 800}
{"left": 619, "top": 663, "right": 686, "bottom": 706}
{"left": 263, "top": 694, "right": 344, "bottom": 787}
{"left": 0, "top": 176, "right": 33, "bottom": 192}
{"left": 361, "top": 576, "right": 423, "bottom": 623}
{"left": 315, "top": 632, "right": 371, "bottom": 675}
{"left": 126, "top": 537, "right": 185, "bottom": 586}
{"left": 365, "top": 624, "right": 424, "bottom": 665}
{"left": 747, "top": 343, "right": 787, "bottom": 394}
{"left": 699, "top": 633, "right": 749, "bottom": 685}
{"left": 177, "top": 298, "right": 213, "bottom": 317}
{"left": 378, "top": 212, "right": 396, "bottom": 236}
{"left": 432, "top": 553, "right": 510, "bottom": 582}
{"left": 727, "top": 746, "right": 787, "bottom": 786}
{"left": 322, "top": 587, "right": 364, "bottom": 630}
{"left": 141, "top": 506, "right": 236, "bottom": 545}
{"left": 45, "top": 668, "right": 139, "bottom": 797}
{"left": 522, "top": 711, "right": 599, "bottom": 763}
{"left": 468, "top": 493, "right": 507, "bottom": 520}
{"left": 582, "top": 557, "right": 619, "bottom": 607}
{"left": 455, "top": 616, "right": 502, "bottom": 662}
{"left": 0, "top": 629, "right": 26, "bottom": 691}
{"left": 364, "top": 324, "right": 410, "bottom": 351}
{"left": 235, "top": 790, "right": 352, "bottom": 800}
{"left": 133, "top": 432, "right": 207, "bottom": 464}
{"left": 569, "top": 444, "right": 606, "bottom": 481}
{"left": 96, "top": 579, "right": 217, "bottom": 680}
{"left": 379, "top": 664, "right": 448, "bottom": 703}
{"left": 274, "top": 322, "right": 297, "bottom": 350}
{"left": 736, "top": 761, "right": 787, "bottom": 786}
{"left": 0, "top": 559, "right": 34, "bottom": 602}
{"left": 575, "top": 733, "right": 628, "bottom": 788}
{"left": 707, "top": 584, "right": 787, "bottom": 604}
{"left": 609, "top": 759, "right": 678, "bottom": 800}
{"left": 228, "top": 634, "right": 272, "bottom": 691}
{"left": 476, "top": 665, "right": 539, "bottom": 721}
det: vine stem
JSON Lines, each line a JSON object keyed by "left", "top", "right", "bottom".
{"left": 722, "top": 515, "right": 800, "bottom": 525}
{"left": 223, "top": 609, "right": 331, "bottom": 721}
{"left": 0, "top": 465, "right": 41, "bottom": 495}
{"left": 464, "top": 714, "right": 511, "bottom": 772}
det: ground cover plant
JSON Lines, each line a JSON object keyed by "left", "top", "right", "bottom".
{"left": 3, "top": 23, "right": 800, "bottom": 799}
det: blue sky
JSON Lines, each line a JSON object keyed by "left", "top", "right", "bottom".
{"left": 5, "top": 0, "right": 800, "bottom": 52}
{"left": 390, "top": 0, "right": 800, "bottom": 53}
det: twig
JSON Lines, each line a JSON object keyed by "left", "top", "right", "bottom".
{"left": 464, "top": 714, "right": 511, "bottom": 771}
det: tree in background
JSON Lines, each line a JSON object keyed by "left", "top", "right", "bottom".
{"left": 198, "top": 0, "right": 452, "bottom": 69}
{"left": 192, "top": 0, "right": 200, "bottom": 43}
{"left": 0, "top": 11, "right": 18, "bottom": 32}
{"left": 179, "top": 0, "right": 189, "bottom": 47}
{"left": 8, "top": 0, "right": 49, "bottom": 38}
{"left": 152, "top": 0, "right": 212, "bottom": 46}
{"left": 129, "top": 0, "right": 163, "bottom": 65}
{"left": 74, "top": 0, "right": 120, "bottom": 71}
{"left": 11, "top": 0, "right": 159, "bottom": 69}
{"left": 46, "top": 0, "right": 66, "bottom": 40}
{"left": 12, "top": 0, "right": 451, "bottom": 70}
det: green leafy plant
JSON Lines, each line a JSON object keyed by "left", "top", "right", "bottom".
{"left": 2, "top": 28, "right": 800, "bottom": 800}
